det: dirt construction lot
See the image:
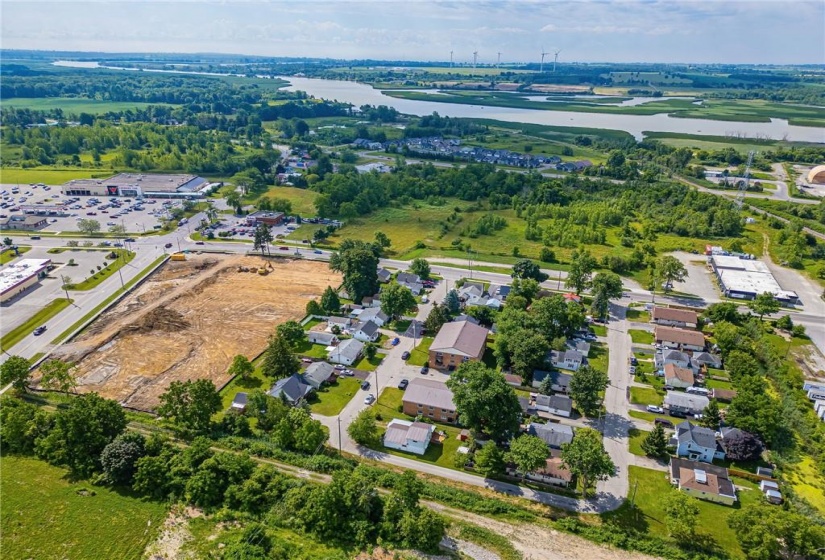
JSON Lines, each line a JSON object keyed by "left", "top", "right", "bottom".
{"left": 50, "top": 255, "right": 340, "bottom": 411}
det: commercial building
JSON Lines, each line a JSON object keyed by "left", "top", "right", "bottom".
{"left": 61, "top": 173, "right": 208, "bottom": 199}
{"left": 709, "top": 255, "right": 799, "bottom": 304}
{"left": 429, "top": 320, "right": 488, "bottom": 371}
{"left": 2, "top": 215, "right": 48, "bottom": 231}
{"left": 246, "top": 211, "right": 286, "bottom": 227}
{"left": 0, "top": 258, "right": 52, "bottom": 303}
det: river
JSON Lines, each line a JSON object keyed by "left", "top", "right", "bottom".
{"left": 50, "top": 62, "right": 825, "bottom": 142}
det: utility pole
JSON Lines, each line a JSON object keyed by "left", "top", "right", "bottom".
{"left": 337, "top": 416, "right": 342, "bottom": 452}
{"left": 497, "top": 52, "right": 501, "bottom": 68}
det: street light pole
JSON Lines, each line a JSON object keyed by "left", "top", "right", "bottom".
{"left": 337, "top": 416, "right": 342, "bottom": 453}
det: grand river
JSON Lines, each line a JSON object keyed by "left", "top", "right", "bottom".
{"left": 51, "top": 62, "right": 824, "bottom": 142}
{"left": 281, "top": 77, "right": 825, "bottom": 143}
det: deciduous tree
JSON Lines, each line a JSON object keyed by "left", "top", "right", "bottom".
{"left": 473, "top": 442, "right": 505, "bottom": 477}
{"left": 446, "top": 362, "right": 522, "bottom": 441}
{"left": 565, "top": 249, "right": 596, "bottom": 295}
{"left": 329, "top": 240, "right": 379, "bottom": 303}
{"left": 410, "top": 258, "right": 431, "bottom": 280}
{"left": 656, "top": 255, "right": 688, "bottom": 292}
{"left": 748, "top": 291, "right": 780, "bottom": 321}
{"left": 507, "top": 434, "right": 549, "bottom": 479}
{"left": 560, "top": 427, "right": 615, "bottom": 496}
{"left": 1, "top": 355, "right": 31, "bottom": 394}
{"left": 424, "top": 303, "right": 450, "bottom": 334}
{"left": 253, "top": 223, "right": 273, "bottom": 256}
{"left": 261, "top": 333, "right": 300, "bottom": 379}
{"left": 276, "top": 320, "right": 304, "bottom": 348}
{"left": 39, "top": 359, "right": 77, "bottom": 395}
{"left": 348, "top": 408, "right": 379, "bottom": 446}
{"left": 723, "top": 430, "right": 763, "bottom": 462}
{"left": 568, "top": 365, "right": 609, "bottom": 417}
{"left": 511, "top": 258, "right": 548, "bottom": 282}
{"left": 380, "top": 282, "right": 417, "bottom": 320}
{"left": 77, "top": 218, "right": 101, "bottom": 236}
{"left": 320, "top": 286, "right": 341, "bottom": 315}
{"left": 663, "top": 490, "right": 699, "bottom": 539}
{"left": 101, "top": 432, "right": 146, "bottom": 485}
{"left": 729, "top": 503, "right": 825, "bottom": 560}
{"left": 227, "top": 354, "right": 254, "bottom": 380}
{"left": 157, "top": 379, "right": 222, "bottom": 436}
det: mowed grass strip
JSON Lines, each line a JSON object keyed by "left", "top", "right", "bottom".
{"left": 0, "top": 168, "right": 113, "bottom": 185}
{"left": 628, "top": 329, "right": 655, "bottom": 345}
{"left": 0, "top": 455, "right": 168, "bottom": 560}
{"left": 0, "top": 246, "right": 31, "bottom": 265}
{"left": 69, "top": 250, "right": 136, "bottom": 291}
{"left": 0, "top": 298, "right": 72, "bottom": 352}
{"left": 309, "top": 377, "right": 361, "bottom": 416}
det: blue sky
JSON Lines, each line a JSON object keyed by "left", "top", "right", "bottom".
{"left": 3, "top": 1, "right": 823, "bottom": 64}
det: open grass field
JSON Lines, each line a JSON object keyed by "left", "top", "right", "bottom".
{"left": 627, "top": 428, "right": 649, "bottom": 456}
{"left": 375, "top": 387, "right": 405, "bottom": 419}
{"left": 628, "top": 329, "right": 654, "bottom": 345}
{"left": 309, "top": 377, "right": 361, "bottom": 416}
{"left": 784, "top": 455, "right": 825, "bottom": 515}
{"left": 3, "top": 97, "right": 174, "bottom": 114}
{"left": 603, "top": 466, "right": 762, "bottom": 559}
{"left": 625, "top": 308, "right": 651, "bottom": 323}
{"left": 254, "top": 185, "right": 318, "bottom": 216}
{"left": 629, "top": 387, "right": 663, "bottom": 407}
{"left": 406, "top": 336, "right": 434, "bottom": 366}
{"left": 0, "top": 168, "right": 113, "bottom": 185}
{"left": 0, "top": 454, "right": 168, "bottom": 560}
{"left": 0, "top": 297, "right": 73, "bottom": 352}
{"left": 0, "top": 245, "right": 30, "bottom": 265}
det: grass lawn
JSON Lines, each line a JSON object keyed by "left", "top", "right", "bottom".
{"left": 293, "top": 340, "right": 329, "bottom": 359}
{"left": 784, "top": 455, "right": 825, "bottom": 515}
{"left": 0, "top": 245, "right": 30, "bottom": 265}
{"left": 309, "top": 377, "right": 361, "bottom": 416}
{"left": 627, "top": 428, "right": 650, "bottom": 456}
{"left": 0, "top": 298, "right": 73, "bottom": 352}
{"left": 353, "top": 354, "right": 383, "bottom": 372}
{"left": 629, "top": 409, "right": 660, "bottom": 423}
{"left": 628, "top": 329, "right": 655, "bottom": 345}
{"left": 0, "top": 454, "right": 168, "bottom": 560}
{"left": 706, "top": 378, "right": 734, "bottom": 391}
{"left": 3, "top": 97, "right": 174, "bottom": 114}
{"left": 625, "top": 308, "right": 651, "bottom": 323}
{"left": 707, "top": 368, "right": 729, "bottom": 380}
{"left": 218, "top": 360, "right": 269, "bottom": 414}
{"left": 375, "top": 387, "right": 406, "bottom": 419}
{"left": 603, "top": 466, "right": 761, "bottom": 559}
{"left": 406, "top": 336, "right": 434, "bottom": 366}
{"left": 590, "top": 324, "right": 607, "bottom": 337}
{"left": 254, "top": 185, "right": 318, "bottom": 216}
{"left": 587, "top": 341, "right": 609, "bottom": 372}
{"left": 69, "top": 250, "right": 135, "bottom": 290}
{"left": 303, "top": 318, "right": 324, "bottom": 331}
{"left": 630, "top": 387, "right": 663, "bottom": 407}
{"left": 0, "top": 168, "right": 113, "bottom": 185}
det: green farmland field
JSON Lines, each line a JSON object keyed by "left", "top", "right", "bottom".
{"left": 3, "top": 97, "right": 174, "bottom": 114}
{"left": 0, "top": 454, "right": 167, "bottom": 560}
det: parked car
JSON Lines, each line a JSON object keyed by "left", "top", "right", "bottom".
{"left": 364, "top": 394, "right": 376, "bottom": 405}
{"left": 646, "top": 405, "right": 664, "bottom": 414}
{"left": 30, "top": 235, "right": 41, "bottom": 240}
{"left": 401, "top": 351, "right": 410, "bottom": 360}
{"left": 124, "top": 238, "right": 136, "bottom": 243}
{"left": 397, "top": 379, "right": 409, "bottom": 390}
{"left": 629, "top": 366, "right": 637, "bottom": 374}
{"left": 301, "top": 358, "right": 313, "bottom": 364}
{"left": 420, "top": 366, "right": 429, "bottom": 374}
{"left": 360, "top": 381, "right": 370, "bottom": 390}
{"left": 630, "top": 357, "right": 638, "bottom": 366}
{"left": 334, "top": 364, "right": 345, "bottom": 370}
{"left": 33, "top": 325, "right": 47, "bottom": 335}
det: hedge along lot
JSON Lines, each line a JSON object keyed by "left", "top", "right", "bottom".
{"left": 0, "top": 455, "right": 168, "bottom": 560}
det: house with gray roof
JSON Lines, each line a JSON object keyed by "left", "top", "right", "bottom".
{"left": 358, "top": 307, "right": 388, "bottom": 327}
{"left": 328, "top": 338, "right": 364, "bottom": 366}
{"left": 534, "top": 394, "right": 573, "bottom": 417}
{"left": 352, "top": 320, "right": 381, "bottom": 342}
{"left": 657, "top": 349, "right": 691, "bottom": 370}
{"left": 302, "top": 362, "right": 336, "bottom": 389}
{"left": 691, "top": 352, "right": 722, "bottom": 371}
{"left": 268, "top": 374, "right": 314, "bottom": 405}
{"left": 526, "top": 423, "right": 574, "bottom": 449}
{"left": 308, "top": 331, "right": 339, "bottom": 346}
{"left": 532, "top": 370, "right": 572, "bottom": 394}
{"left": 665, "top": 391, "right": 709, "bottom": 416}
{"left": 674, "top": 421, "right": 725, "bottom": 463}
{"left": 549, "top": 350, "right": 584, "bottom": 371}
{"left": 384, "top": 419, "right": 435, "bottom": 455}
{"left": 396, "top": 272, "right": 423, "bottom": 294}
{"left": 377, "top": 267, "right": 392, "bottom": 283}
{"left": 567, "top": 339, "right": 591, "bottom": 357}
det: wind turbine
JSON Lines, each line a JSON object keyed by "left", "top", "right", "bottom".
{"left": 497, "top": 52, "right": 502, "bottom": 68}
{"left": 473, "top": 51, "right": 478, "bottom": 69}
{"left": 553, "top": 49, "right": 563, "bottom": 72}
{"left": 450, "top": 50, "right": 453, "bottom": 68}
{"left": 540, "top": 47, "right": 550, "bottom": 73}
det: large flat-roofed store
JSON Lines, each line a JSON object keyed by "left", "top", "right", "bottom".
{"left": 62, "top": 173, "right": 215, "bottom": 198}
{"left": 709, "top": 254, "right": 799, "bottom": 304}
{"left": 0, "top": 258, "right": 52, "bottom": 303}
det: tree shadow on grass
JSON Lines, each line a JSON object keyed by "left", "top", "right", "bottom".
{"left": 235, "top": 377, "right": 263, "bottom": 390}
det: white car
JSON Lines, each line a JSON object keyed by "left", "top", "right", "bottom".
{"left": 364, "top": 394, "right": 376, "bottom": 405}
{"left": 646, "top": 405, "right": 664, "bottom": 414}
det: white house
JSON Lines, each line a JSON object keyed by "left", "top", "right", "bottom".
{"left": 302, "top": 362, "right": 336, "bottom": 389}
{"left": 534, "top": 394, "right": 573, "bottom": 418}
{"left": 665, "top": 391, "right": 709, "bottom": 416}
{"left": 358, "top": 307, "right": 388, "bottom": 327}
{"left": 352, "top": 320, "right": 381, "bottom": 342}
{"left": 655, "top": 326, "right": 705, "bottom": 352}
{"left": 328, "top": 338, "right": 364, "bottom": 366}
{"left": 675, "top": 421, "right": 725, "bottom": 463}
{"left": 308, "top": 331, "right": 339, "bottom": 346}
{"left": 664, "top": 363, "right": 695, "bottom": 389}
{"left": 549, "top": 350, "right": 584, "bottom": 371}
{"left": 659, "top": 349, "right": 691, "bottom": 370}
{"left": 383, "top": 419, "right": 434, "bottom": 455}
{"left": 652, "top": 307, "right": 698, "bottom": 329}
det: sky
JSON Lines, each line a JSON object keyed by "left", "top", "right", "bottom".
{"left": 2, "top": 0, "right": 823, "bottom": 65}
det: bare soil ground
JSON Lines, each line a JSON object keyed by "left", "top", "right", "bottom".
{"left": 50, "top": 255, "right": 340, "bottom": 411}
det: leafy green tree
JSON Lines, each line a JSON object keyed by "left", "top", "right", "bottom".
{"left": 725, "top": 376, "right": 781, "bottom": 446}
{"left": 729, "top": 503, "right": 825, "bottom": 560}
{"left": 530, "top": 294, "right": 585, "bottom": 341}
{"left": 36, "top": 393, "right": 127, "bottom": 477}
{"left": 364, "top": 342, "right": 378, "bottom": 360}
{"left": 276, "top": 320, "right": 304, "bottom": 348}
{"left": 568, "top": 365, "right": 609, "bottom": 417}
{"left": 306, "top": 299, "right": 324, "bottom": 316}
{"left": 473, "top": 442, "right": 505, "bottom": 477}
{"left": 507, "top": 434, "right": 550, "bottom": 479}
{"left": 704, "top": 302, "right": 742, "bottom": 325}
{"left": 186, "top": 451, "right": 257, "bottom": 509}
{"left": 510, "top": 277, "right": 540, "bottom": 303}
{"left": 656, "top": 255, "right": 688, "bottom": 292}
{"left": 374, "top": 231, "right": 391, "bottom": 252}
{"left": 261, "top": 333, "right": 300, "bottom": 379}
{"left": 108, "top": 224, "right": 126, "bottom": 236}
{"left": 2, "top": 237, "right": 12, "bottom": 247}
{"left": 1, "top": 355, "right": 32, "bottom": 394}
{"left": 77, "top": 218, "right": 101, "bottom": 236}
{"left": 329, "top": 240, "right": 379, "bottom": 303}
{"left": 663, "top": 490, "right": 699, "bottom": 539}
{"left": 273, "top": 408, "right": 327, "bottom": 453}
{"left": 641, "top": 423, "right": 668, "bottom": 458}
{"left": 380, "top": 282, "right": 417, "bottom": 320}
{"left": 444, "top": 289, "right": 461, "bottom": 313}
{"left": 348, "top": 408, "right": 380, "bottom": 446}
{"left": 320, "top": 286, "right": 341, "bottom": 315}
{"left": 466, "top": 305, "right": 495, "bottom": 327}
{"left": 446, "top": 362, "right": 522, "bottom": 441}
{"left": 774, "top": 314, "right": 793, "bottom": 331}
{"left": 699, "top": 399, "right": 722, "bottom": 430}
{"left": 511, "top": 258, "right": 548, "bottom": 282}
{"left": 424, "top": 303, "right": 450, "bottom": 334}
{"left": 748, "top": 291, "right": 781, "bottom": 321}
{"left": 590, "top": 272, "right": 623, "bottom": 321}
{"left": 227, "top": 354, "right": 254, "bottom": 380}
{"left": 560, "top": 427, "right": 615, "bottom": 496}
{"left": 101, "top": 432, "right": 146, "bottom": 485}
{"left": 409, "top": 258, "right": 431, "bottom": 280}
{"left": 0, "top": 397, "right": 51, "bottom": 454}
{"left": 39, "top": 359, "right": 77, "bottom": 395}
{"left": 726, "top": 350, "right": 760, "bottom": 380}
{"left": 253, "top": 223, "right": 273, "bottom": 256}
{"left": 713, "top": 321, "right": 744, "bottom": 356}
{"left": 540, "top": 247, "right": 556, "bottom": 263}
{"left": 565, "top": 249, "right": 597, "bottom": 295}
{"left": 157, "top": 379, "right": 222, "bottom": 436}
{"left": 509, "top": 329, "right": 550, "bottom": 382}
